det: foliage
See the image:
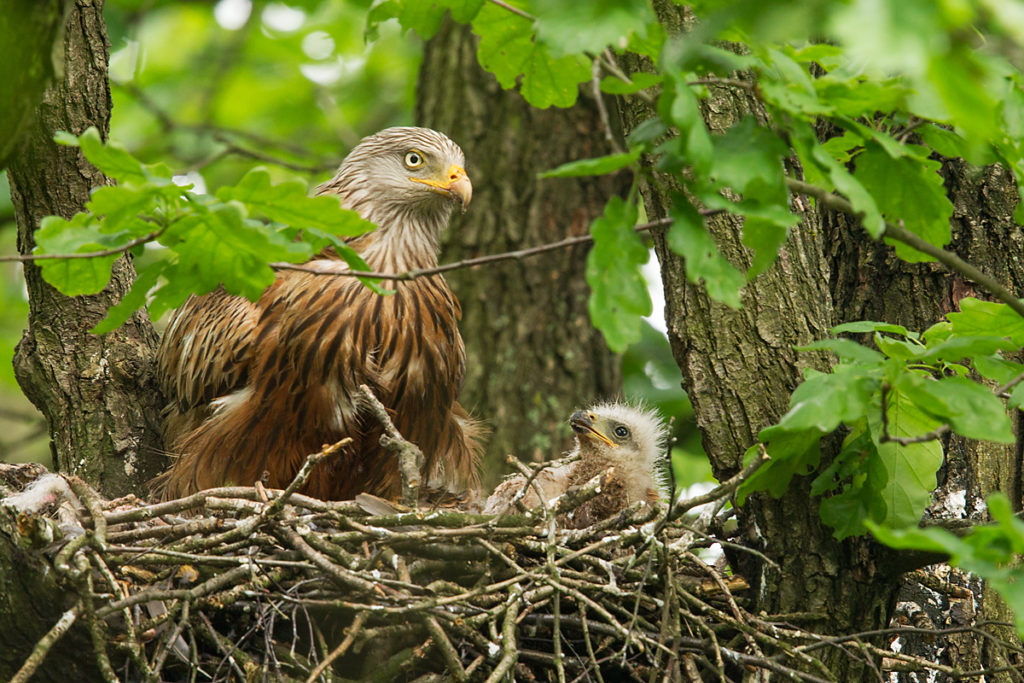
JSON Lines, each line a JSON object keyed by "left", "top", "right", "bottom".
{"left": 38, "top": 128, "right": 375, "bottom": 333}
{"left": 735, "top": 306, "right": 1018, "bottom": 538}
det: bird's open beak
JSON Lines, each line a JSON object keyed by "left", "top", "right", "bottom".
{"left": 411, "top": 164, "right": 472, "bottom": 211}
{"left": 569, "top": 410, "right": 618, "bottom": 448}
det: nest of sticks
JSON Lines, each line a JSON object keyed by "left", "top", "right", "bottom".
{"left": 1, "top": 407, "right": 1007, "bottom": 683}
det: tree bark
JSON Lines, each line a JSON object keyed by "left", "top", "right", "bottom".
{"left": 416, "top": 19, "right": 625, "bottom": 485}
{"left": 5, "top": 0, "right": 165, "bottom": 498}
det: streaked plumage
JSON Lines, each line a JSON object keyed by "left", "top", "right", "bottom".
{"left": 153, "top": 127, "right": 482, "bottom": 501}
{"left": 483, "top": 402, "right": 669, "bottom": 527}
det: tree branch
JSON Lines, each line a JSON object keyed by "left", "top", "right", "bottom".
{"left": 0, "top": 228, "right": 165, "bottom": 263}
{"left": 271, "top": 217, "right": 677, "bottom": 281}
{"left": 786, "top": 177, "right": 1024, "bottom": 319}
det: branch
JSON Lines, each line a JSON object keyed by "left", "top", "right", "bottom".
{"left": 9, "top": 604, "right": 82, "bottom": 683}
{"left": 271, "top": 217, "right": 677, "bottom": 281}
{"left": 592, "top": 59, "right": 624, "bottom": 155}
{"left": 357, "top": 384, "right": 422, "bottom": 506}
{"left": 786, "top": 177, "right": 1024, "bottom": 319}
{"left": 0, "top": 228, "right": 164, "bottom": 263}
{"left": 486, "top": 0, "right": 535, "bottom": 21}
{"left": 670, "top": 446, "right": 769, "bottom": 521}
{"left": 304, "top": 612, "right": 367, "bottom": 683}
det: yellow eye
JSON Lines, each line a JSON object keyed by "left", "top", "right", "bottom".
{"left": 404, "top": 150, "right": 425, "bottom": 168}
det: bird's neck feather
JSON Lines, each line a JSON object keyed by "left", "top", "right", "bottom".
{"left": 345, "top": 195, "right": 451, "bottom": 272}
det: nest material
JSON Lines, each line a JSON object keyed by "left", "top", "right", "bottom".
{"left": 2, "top": 444, "right": 1013, "bottom": 682}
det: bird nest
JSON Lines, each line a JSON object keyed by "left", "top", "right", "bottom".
{"left": 1, "top": 449, "right": 989, "bottom": 683}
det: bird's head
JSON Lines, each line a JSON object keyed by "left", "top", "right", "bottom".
{"left": 569, "top": 402, "right": 669, "bottom": 482}
{"left": 320, "top": 127, "right": 472, "bottom": 227}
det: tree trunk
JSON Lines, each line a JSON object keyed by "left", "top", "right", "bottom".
{"left": 416, "top": 19, "right": 625, "bottom": 484}
{"left": 5, "top": 0, "right": 165, "bottom": 498}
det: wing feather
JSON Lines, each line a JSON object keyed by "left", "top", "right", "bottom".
{"left": 157, "top": 287, "right": 267, "bottom": 414}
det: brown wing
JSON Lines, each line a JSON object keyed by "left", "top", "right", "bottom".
{"left": 156, "top": 286, "right": 270, "bottom": 436}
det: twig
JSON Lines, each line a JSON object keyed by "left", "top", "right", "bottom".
{"left": 592, "top": 59, "right": 625, "bottom": 155}
{"left": 357, "top": 384, "right": 422, "bottom": 506}
{"left": 270, "top": 217, "right": 678, "bottom": 281}
{"left": 487, "top": 0, "right": 535, "bottom": 21}
{"left": 485, "top": 587, "right": 523, "bottom": 683}
{"left": 669, "top": 446, "right": 769, "bottom": 521}
{"left": 151, "top": 600, "right": 191, "bottom": 678}
{"left": 0, "top": 228, "right": 165, "bottom": 263}
{"left": 263, "top": 438, "right": 351, "bottom": 517}
{"left": 10, "top": 603, "right": 82, "bottom": 683}
{"left": 424, "top": 616, "right": 469, "bottom": 683}
{"left": 305, "top": 612, "right": 368, "bottom": 683}
{"left": 687, "top": 78, "right": 757, "bottom": 91}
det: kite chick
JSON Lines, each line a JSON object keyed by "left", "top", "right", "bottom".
{"left": 484, "top": 403, "right": 669, "bottom": 528}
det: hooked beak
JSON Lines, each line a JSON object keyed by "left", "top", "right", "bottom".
{"left": 411, "top": 164, "right": 472, "bottom": 211}
{"left": 569, "top": 410, "right": 618, "bottom": 448}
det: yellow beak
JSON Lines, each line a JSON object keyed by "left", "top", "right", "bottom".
{"left": 411, "top": 164, "right": 472, "bottom": 209}
{"left": 569, "top": 411, "right": 618, "bottom": 448}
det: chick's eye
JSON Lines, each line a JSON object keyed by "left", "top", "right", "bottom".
{"left": 404, "top": 151, "right": 425, "bottom": 168}
{"left": 614, "top": 425, "right": 629, "bottom": 438}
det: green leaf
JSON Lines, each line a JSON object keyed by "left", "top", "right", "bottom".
{"left": 771, "top": 364, "right": 879, "bottom": 434}
{"left": 586, "top": 197, "right": 651, "bottom": 351}
{"left": 853, "top": 142, "right": 954, "bottom": 262}
{"left": 216, "top": 169, "right": 374, "bottom": 236}
{"left": 74, "top": 127, "right": 147, "bottom": 184}
{"left": 473, "top": 3, "right": 590, "bottom": 109}
{"left": 92, "top": 263, "right": 165, "bottom": 335}
{"left": 659, "top": 73, "right": 713, "bottom": 173}
{"left": 867, "top": 387, "right": 944, "bottom": 528}
{"left": 443, "top": 0, "right": 485, "bottom": 23}
{"left": 948, "top": 298, "right": 1024, "bottom": 345}
{"left": 874, "top": 333, "right": 926, "bottom": 361}
{"left": 627, "top": 117, "right": 667, "bottom": 146}
{"left": 600, "top": 72, "right": 661, "bottom": 95}
{"left": 34, "top": 213, "right": 121, "bottom": 295}
{"left": 916, "top": 376, "right": 1014, "bottom": 443}
{"left": 741, "top": 216, "right": 790, "bottom": 277}
{"left": 369, "top": 0, "right": 448, "bottom": 39}
{"left": 540, "top": 150, "right": 640, "bottom": 178}
{"left": 709, "top": 117, "right": 789, "bottom": 197}
{"left": 796, "top": 339, "right": 885, "bottom": 364}
{"left": 534, "top": 0, "right": 654, "bottom": 58}
{"left": 736, "top": 430, "right": 822, "bottom": 502}
{"left": 666, "top": 195, "right": 744, "bottom": 309}
{"left": 919, "top": 335, "right": 1019, "bottom": 365}
{"left": 808, "top": 141, "right": 886, "bottom": 237}
{"left": 972, "top": 355, "right": 1024, "bottom": 385}
{"left": 918, "top": 124, "right": 997, "bottom": 165}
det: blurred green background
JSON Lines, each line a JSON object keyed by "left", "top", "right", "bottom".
{"left": 0, "top": 0, "right": 707, "bottom": 490}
